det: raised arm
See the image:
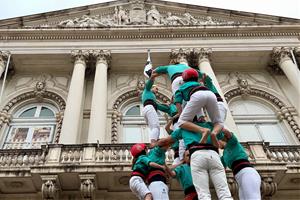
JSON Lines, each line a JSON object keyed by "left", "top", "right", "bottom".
{"left": 165, "top": 117, "right": 174, "bottom": 135}
{"left": 149, "top": 162, "right": 166, "bottom": 171}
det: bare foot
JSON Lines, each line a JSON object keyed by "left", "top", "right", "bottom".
{"left": 144, "top": 193, "right": 153, "bottom": 200}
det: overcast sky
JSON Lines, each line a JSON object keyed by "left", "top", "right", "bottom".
{"left": 0, "top": 0, "right": 299, "bottom": 20}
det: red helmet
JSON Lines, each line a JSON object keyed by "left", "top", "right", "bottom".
{"left": 130, "top": 143, "right": 147, "bottom": 157}
{"left": 182, "top": 68, "right": 198, "bottom": 81}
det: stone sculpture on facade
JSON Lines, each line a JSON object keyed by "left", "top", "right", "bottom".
{"left": 117, "top": 6, "right": 130, "bottom": 25}
{"left": 147, "top": 5, "right": 161, "bottom": 25}
{"left": 54, "top": 1, "right": 242, "bottom": 28}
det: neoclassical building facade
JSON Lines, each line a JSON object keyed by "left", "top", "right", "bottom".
{"left": 0, "top": 0, "right": 299, "bottom": 199}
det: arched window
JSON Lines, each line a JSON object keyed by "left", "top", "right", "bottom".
{"left": 3, "top": 103, "right": 57, "bottom": 149}
{"left": 229, "top": 99, "right": 293, "bottom": 145}
{"left": 121, "top": 102, "right": 167, "bottom": 143}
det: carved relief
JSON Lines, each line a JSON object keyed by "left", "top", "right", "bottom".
{"left": 0, "top": 51, "right": 9, "bottom": 64}
{"left": 269, "top": 47, "right": 293, "bottom": 74}
{"left": 34, "top": 80, "right": 47, "bottom": 101}
{"left": 147, "top": 5, "right": 161, "bottom": 25}
{"left": 261, "top": 176, "right": 277, "bottom": 199}
{"left": 41, "top": 177, "right": 60, "bottom": 200}
{"left": 192, "top": 48, "right": 212, "bottom": 66}
{"left": 129, "top": 0, "right": 146, "bottom": 24}
{"left": 170, "top": 48, "right": 192, "bottom": 65}
{"left": 80, "top": 175, "right": 96, "bottom": 200}
{"left": 38, "top": 1, "right": 243, "bottom": 28}
{"left": 91, "top": 50, "right": 112, "bottom": 66}
{"left": 235, "top": 73, "right": 251, "bottom": 97}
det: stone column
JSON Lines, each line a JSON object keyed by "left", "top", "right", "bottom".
{"left": 87, "top": 50, "right": 111, "bottom": 143}
{"left": 272, "top": 47, "right": 300, "bottom": 95}
{"left": 60, "top": 50, "right": 89, "bottom": 144}
{"left": 193, "top": 48, "right": 239, "bottom": 133}
{"left": 170, "top": 48, "right": 191, "bottom": 65}
{"left": 0, "top": 51, "right": 9, "bottom": 78}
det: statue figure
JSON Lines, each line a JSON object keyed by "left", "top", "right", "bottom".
{"left": 77, "top": 15, "right": 106, "bottom": 27}
{"left": 58, "top": 18, "right": 76, "bottom": 27}
{"left": 163, "top": 12, "right": 184, "bottom": 25}
{"left": 204, "top": 16, "right": 217, "bottom": 25}
{"left": 117, "top": 6, "right": 129, "bottom": 25}
{"left": 182, "top": 12, "right": 198, "bottom": 25}
{"left": 146, "top": 5, "right": 161, "bottom": 25}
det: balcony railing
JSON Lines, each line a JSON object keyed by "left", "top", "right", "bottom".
{"left": 0, "top": 142, "right": 299, "bottom": 168}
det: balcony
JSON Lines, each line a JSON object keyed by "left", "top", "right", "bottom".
{"left": 0, "top": 142, "right": 299, "bottom": 199}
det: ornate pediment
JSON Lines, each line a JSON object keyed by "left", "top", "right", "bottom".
{"left": 1, "top": 0, "right": 299, "bottom": 29}
{"left": 23, "top": 0, "right": 251, "bottom": 29}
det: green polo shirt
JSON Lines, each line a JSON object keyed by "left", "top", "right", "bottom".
{"left": 154, "top": 63, "right": 190, "bottom": 80}
{"left": 171, "top": 122, "right": 224, "bottom": 147}
{"left": 174, "top": 81, "right": 203, "bottom": 104}
{"left": 141, "top": 79, "right": 156, "bottom": 103}
{"left": 197, "top": 70, "right": 218, "bottom": 94}
{"left": 171, "top": 139, "right": 179, "bottom": 151}
{"left": 132, "top": 155, "right": 151, "bottom": 175}
{"left": 157, "top": 103, "right": 178, "bottom": 117}
{"left": 174, "top": 164, "right": 194, "bottom": 191}
{"left": 148, "top": 146, "right": 166, "bottom": 166}
{"left": 221, "top": 134, "right": 249, "bottom": 169}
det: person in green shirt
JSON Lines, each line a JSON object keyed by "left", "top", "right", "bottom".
{"left": 141, "top": 75, "right": 161, "bottom": 147}
{"left": 157, "top": 122, "right": 233, "bottom": 200}
{"left": 129, "top": 143, "right": 166, "bottom": 200}
{"left": 165, "top": 151, "right": 198, "bottom": 200}
{"left": 220, "top": 130, "right": 261, "bottom": 200}
{"left": 174, "top": 68, "right": 223, "bottom": 148}
{"left": 152, "top": 63, "right": 191, "bottom": 95}
{"left": 147, "top": 145, "right": 170, "bottom": 200}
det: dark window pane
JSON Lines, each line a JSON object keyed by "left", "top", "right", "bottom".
{"left": 19, "top": 107, "right": 37, "bottom": 118}
{"left": 40, "top": 107, "right": 55, "bottom": 117}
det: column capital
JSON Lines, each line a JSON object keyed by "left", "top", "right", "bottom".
{"left": 70, "top": 49, "right": 89, "bottom": 64}
{"left": 294, "top": 47, "right": 300, "bottom": 57}
{"left": 0, "top": 51, "right": 9, "bottom": 64}
{"left": 272, "top": 47, "right": 292, "bottom": 65}
{"left": 193, "top": 48, "right": 212, "bottom": 64}
{"left": 169, "top": 48, "right": 191, "bottom": 65}
{"left": 92, "top": 49, "right": 111, "bottom": 66}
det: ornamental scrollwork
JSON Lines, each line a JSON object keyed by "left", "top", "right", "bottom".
{"left": 42, "top": 179, "right": 59, "bottom": 200}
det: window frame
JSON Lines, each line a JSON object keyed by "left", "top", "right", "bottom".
{"left": 2, "top": 103, "right": 58, "bottom": 149}
{"left": 120, "top": 102, "right": 168, "bottom": 143}
{"left": 229, "top": 97, "right": 294, "bottom": 145}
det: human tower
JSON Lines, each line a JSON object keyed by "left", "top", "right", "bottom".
{"left": 129, "top": 50, "right": 261, "bottom": 200}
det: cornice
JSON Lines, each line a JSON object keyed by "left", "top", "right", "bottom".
{"left": 0, "top": 25, "right": 299, "bottom": 41}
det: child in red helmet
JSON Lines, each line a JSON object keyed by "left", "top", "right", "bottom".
{"left": 129, "top": 143, "right": 166, "bottom": 200}
{"left": 174, "top": 68, "right": 223, "bottom": 147}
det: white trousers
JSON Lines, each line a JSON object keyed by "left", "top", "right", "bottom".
{"left": 178, "top": 90, "right": 222, "bottom": 126}
{"left": 129, "top": 176, "right": 151, "bottom": 200}
{"left": 171, "top": 76, "right": 183, "bottom": 95}
{"left": 148, "top": 181, "right": 169, "bottom": 200}
{"left": 235, "top": 167, "right": 261, "bottom": 200}
{"left": 217, "top": 101, "right": 227, "bottom": 125}
{"left": 143, "top": 105, "right": 160, "bottom": 141}
{"left": 190, "top": 150, "right": 233, "bottom": 200}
